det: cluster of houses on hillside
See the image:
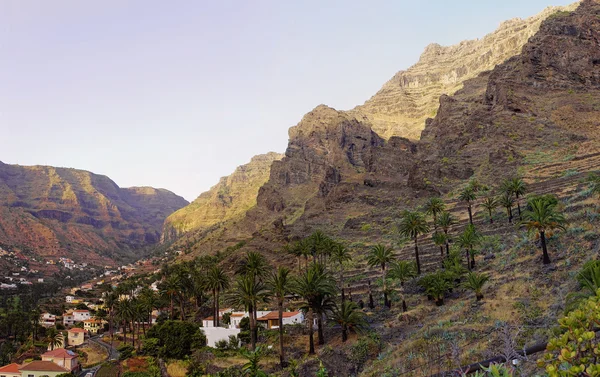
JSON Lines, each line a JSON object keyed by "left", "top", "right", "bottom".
{"left": 0, "top": 348, "right": 82, "bottom": 377}
{"left": 202, "top": 308, "right": 310, "bottom": 347}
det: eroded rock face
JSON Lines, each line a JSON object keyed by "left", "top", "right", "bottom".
{"left": 0, "top": 163, "right": 188, "bottom": 265}
{"left": 351, "top": 2, "right": 580, "bottom": 140}
{"left": 162, "top": 152, "right": 284, "bottom": 241}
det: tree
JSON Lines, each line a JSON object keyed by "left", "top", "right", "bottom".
{"left": 436, "top": 211, "right": 455, "bottom": 256}
{"left": 424, "top": 197, "right": 446, "bottom": 230}
{"left": 397, "top": 210, "right": 430, "bottom": 275}
{"left": 160, "top": 274, "right": 182, "bottom": 320}
{"left": 117, "top": 298, "right": 135, "bottom": 347}
{"left": 330, "top": 301, "right": 366, "bottom": 342}
{"left": 291, "top": 263, "right": 336, "bottom": 355}
{"left": 499, "top": 192, "right": 515, "bottom": 224}
{"left": 236, "top": 251, "right": 270, "bottom": 344}
{"left": 503, "top": 178, "right": 527, "bottom": 220}
{"left": 226, "top": 274, "right": 267, "bottom": 351}
{"left": 588, "top": 173, "right": 600, "bottom": 201}
{"left": 419, "top": 272, "right": 451, "bottom": 306}
{"left": 456, "top": 224, "right": 481, "bottom": 270}
{"left": 481, "top": 195, "right": 499, "bottom": 224}
{"left": 432, "top": 232, "right": 448, "bottom": 259}
{"left": 266, "top": 266, "right": 291, "bottom": 365}
{"left": 206, "top": 266, "right": 230, "bottom": 327}
{"left": 459, "top": 186, "right": 477, "bottom": 225}
{"left": 45, "top": 327, "right": 62, "bottom": 350}
{"left": 367, "top": 244, "right": 396, "bottom": 308}
{"left": 284, "top": 244, "right": 303, "bottom": 273}
{"left": 331, "top": 243, "right": 352, "bottom": 303}
{"left": 388, "top": 261, "right": 417, "bottom": 312}
{"left": 462, "top": 272, "right": 489, "bottom": 301}
{"left": 522, "top": 196, "right": 566, "bottom": 265}
{"left": 145, "top": 320, "right": 206, "bottom": 359}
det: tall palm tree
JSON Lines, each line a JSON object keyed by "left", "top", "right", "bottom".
{"left": 432, "top": 232, "right": 448, "bottom": 259}
{"left": 522, "top": 196, "right": 566, "bottom": 265}
{"left": 160, "top": 274, "right": 181, "bottom": 320}
{"left": 458, "top": 186, "right": 477, "bottom": 225}
{"left": 436, "top": 211, "right": 455, "bottom": 256}
{"left": 206, "top": 265, "right": 230, "bottom": 327}
{"left": 462, "top": 272, "right": 489, "bottom": 301}
{"left": 330, "top": 301, "right": 366, "bottom": 342}
{"left": 237, "top": 251, "right": 270, "bottom": 344}
{"left": 267, "top": 267, "right": 291, "bottom": 365}
{"left": 45, "top": 327, "right": 62, "bottom": 350}
{"left": 227, "top": 274, "right": 268, "bottom": 351}
{"left": 308, "top": 231, "right": 329, "bottom": 263}
{"left": 117, "top": 298, "right": 135, "bottom": 346}
{"left": 291, "top": 263, "right": 336, "bottom": 355}
{"left": 503, "top": 178, "right": 527, "bottom": 220}
{"left": 425, "top": 197, "right": 446, "bottom": 230}
{"left": 284, "top": 244, "right": 303, "bottom": 273}
{"left": 367, "top": 244, "right": 396, "bottom": 308}
{"left": 388, "top": 261, "right": 417, "bottom": 312}
{"left": 499, "top": 191, "right": 515, "bottom": 224}
{"left": 397, "top": 210, "right": 430, "bottom": 275}
{"left": 456, "top": 224, "right": 481, "bottom": 270}
{"left": 331, "top": 243, "right": 352, "bottom": 303}
{"left": 481, "top": 195, "right": 499, "bottom": 224}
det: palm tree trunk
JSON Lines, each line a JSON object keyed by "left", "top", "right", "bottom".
{"left": 308, "top": 308, "right": 315, "bottom": 355}
{"left": 468, "top": 205, "right": 473, "bottom": 225}
{"left": 401, "top": 282, "right": 408, "bottom": 312}
{"left": 414, "top": 236, "right": 421, "bottom": 275}
{"left": 470, "top": 248, "right": 475, "bottom": 269}
{"left": 123, "top": 320, "right": 127, "bottom": 345}
{"left": 249, "top": 303, "right": 256, "bottom": 351}
{"left": 317, "top": 314, "right": 324, "bottom": 345}
{"left": 540, "top": 230, "right": 551, "bottom": 264}
{"left": 342, "top": 324, "right": 348, "bottom": 342}
{"left": 170, "top": 295, "right": 174, "bottom": 320}
{"left": 466, "top": 249, "right": 471, "bottom": 271}
{"left": 212, "top": 289, "right": 217, "bottom": 327}
{"left": 179, "top": 295, "right": 185, "bottom": 321}
{"left": 253, "top": 304, "right": 258, "bottom": 346}
{"left": 278, "top": 300, "right": 285, "bottom": 365}
{"left": 340, "top": 266, "right": 345, "bottom": 304}
{"left": 444, "top": 230, "right": 450, "bottom": 257}
{"left": 516, "top": 194, "right": 522, "bottom": 221}
{"left": 215, "top": 290, "right": 220, "bottom": 327}
{"left": 368, "top": 281, "right": 374, "bottom": 309}
{"left": 488, "top": 209, "right": 493, "bottom": 224}
{"left": 440, "top": 245, "right": 444, "bottom": 257}
{"left": 382, "top": 265, "right": 389, "bottom": 308}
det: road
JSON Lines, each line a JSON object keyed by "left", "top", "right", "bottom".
{"left": 78, "top": 336, "right": 121, "bottom": 377}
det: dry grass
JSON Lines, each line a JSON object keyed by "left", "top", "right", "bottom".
{"left": 166, "top": 360, "right": 188, "bottom": 377}
{"left": 79, "top": 344, "right": 107, "bottom": 367}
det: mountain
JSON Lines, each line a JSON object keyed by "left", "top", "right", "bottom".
{"left": 162, "top": 152, "right": 284, "bottom": 242}
{"left": 0, "top": 161, "right": 188, "bottom": 267}
{"left": 170, "top": 0, "right": 600, "bottom": 263}
{"left": 351, "top": 2, "right": 580, "bottom": 140}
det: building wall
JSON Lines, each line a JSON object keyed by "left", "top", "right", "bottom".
{"left": 202, "top": 327, "right": 240, "bottom": 348}
{"left": 68, "top": 332, "right": 85, "bottom": 346}
{"left": 19, "top": 370, "right": 67, "bottom": 377}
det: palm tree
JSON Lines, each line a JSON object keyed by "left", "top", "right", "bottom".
{"left": 160, "top": 274, "right": 181, "bottom": 320}
{"left": 503, "top": 178, "right": 527, "bottom": 220}
{"left": 437, "top": 211, "right": 455, "bottom": 256}
{"left": 284, "top": 244, "right": 303, "bottom": 273}
{"left": 227, "top": 273, "right": 268, "bottom": 351}
{"left": 330, "top": 301, "right": 366, "bottom": 342}
{"left": 388, "top": 261, "right": 417, "bottom": 312}
{"left": 456, "top": 224, "right": 481, "bottom": 270}
{"left": 367, "top": 244, "right": 396, "bottom": 308}
{"left": 577, "top": 261, "right": 600, "bottom": 295}
{"left": 588, "top": 173, "right": 600, "bottom": 201}
{"left": 117, "top": 298, "right": 135, "bottom": 346}
{"left": 237, "top": 251, "right": 270, "bottom": 344}
{"left": 206, "top": 265, "right": 230, "bottom": 327}
{"left": 331, "top": 243, "right": 352, "bottom": 303}
{"left": 291, "top": 263, "right": 336, "bottom": 355}
{"left": 397, "top": 210, "right": 430, "bottom": 275}
{"left": 481, "top": 195, "right": 499, "bottom": 224}
{"left": 420, "top": 272, "right": 451, "bottom": 306}
{"left": 462, "top": 272, "right": 489, "bottom": 301}
{"left": 499, "top": 192, "right": 515, "bottom": 224}
{"left": 103, "top": 289, "right": 118, "bottom": 348}
{"left": 522, "top": 196, "right": 566, "bottom": 265}
{"left": 432, "top": 232, "right": 448, "bottom": 259}
{"left": 266, "top": 267, "right": 291, "bottom": 365}
{"left": 459, "top": 186, "right": 477, "bottom": 225}
{"left": 425, "top": 197, "right": 446, "bottom": 230}
{"left": 45, "top": 327, "right": 62, "bottom": 350}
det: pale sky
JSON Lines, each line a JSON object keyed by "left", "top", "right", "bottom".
{"left": 0, "top": 0, "right": 574, "bottom": 201}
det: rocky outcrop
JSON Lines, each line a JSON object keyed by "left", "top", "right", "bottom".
{"left": 162, "top": 152, "right": 283, "bottom": 241}
{"left": 0, "top": 162, "right": 188, "bottom": 265}
{"left": 351, "top": 2, "right": 580, "bottom": 140}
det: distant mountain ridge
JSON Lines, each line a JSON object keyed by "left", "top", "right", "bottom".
{"left": 0, "top": 161, "right": 188, "bottom": 266}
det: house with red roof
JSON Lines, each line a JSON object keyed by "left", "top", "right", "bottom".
{"left": 256, "top": 311, "right": 305, "bottom": 329}
{"left": 19, "top": 360, "right": 70, "bottom": 377}
{"left": 67, "top": 328, "right": 87, "bottom": 346}
{"left": 0, "top": 363, "right": 21, "bottom": 377}
{"left": 41, "top": 348, "right": 80, "bottom": 372}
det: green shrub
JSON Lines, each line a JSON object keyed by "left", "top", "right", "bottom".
{"left": 117, "top": 344, "right": 134, "bottom": 360}
{"left": 145, "top": 320, "right": 206, "bottom": 359}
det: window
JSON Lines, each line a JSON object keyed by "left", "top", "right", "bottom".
{"left": 28, "top": 374, "right": 34, "bottom": 377}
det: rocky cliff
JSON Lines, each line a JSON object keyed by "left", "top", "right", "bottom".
{"left": 162, "top": 152, "right": 283, "bottom": 241}
{"left": 0, "top": 162, "right": 188, "bottom": 265}
{"left": 351, "top": 2, "right": 580, "bottom": 140}
{"left": 175, "top": 0, "right": 600, "bottom": 261}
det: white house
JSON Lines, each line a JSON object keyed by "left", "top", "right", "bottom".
{"left": 73, "top": 310, "right": 90, "bottom": 322}
{"left": 65, "top": 295, "right": 75, "bottom": 303}
{"left": 40, "top": 313, "right": 57, "bottom": 327}
{"left": 203, "top": 327, "right": 240, "bottom": 348}
{"left": 63, "top": 312, "right": 75, "bottom": 326}
{"left": 256, "top": 311, "right": 306, "bottom": 329}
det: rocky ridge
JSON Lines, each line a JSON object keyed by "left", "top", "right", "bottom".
{"left": 351, "top": 1, "right": 580, "bottom": 140}
{"left": 162, "top": 152, "right": 283, "bottom": 241}
{"left": 0, "top": 162, "right": 188, "bottom": 266}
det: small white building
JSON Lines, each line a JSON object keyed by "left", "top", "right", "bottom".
{"left": 203, "top": 327, "right": 240, "bottom": 348}
{"left": 65, "top": 295, "right": 75, "bottom": 303}
{"left": 256, "top": 311, "right": 306, "bottom": 329}
{"left": 40, "top": 313, "right": 57, "bottom": 327}
{"left": 73, "top": 310, "right": 90, "bottom": 322}
{"left": 0, "top": 283, "right": 17, "bottom": 290}
{"left": 63, "top": 312, "right": 75, "bottom": 327}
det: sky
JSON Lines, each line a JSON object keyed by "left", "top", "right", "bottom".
{"left": 0, "top": 0, "right": 575, "bottom": 201}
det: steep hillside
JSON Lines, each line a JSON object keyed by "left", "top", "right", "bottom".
{"left": 0, "top": 161, "right": 188, "bottom": 267}
{"left": 162, "top": 152, "right": 283, "bottom": 241}
{"left": 174, "top": 0, "right": 600, "bottom": 267}
{"left": 351, "top": 2, "right": 579, "bottom": 140}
